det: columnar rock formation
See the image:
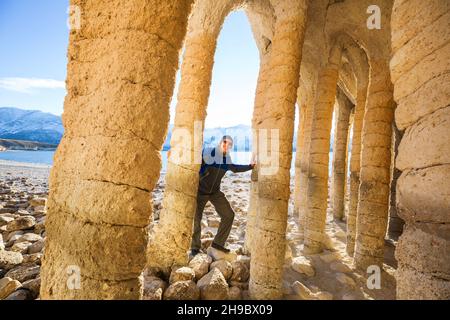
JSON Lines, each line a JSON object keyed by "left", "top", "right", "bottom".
{"left": 40, "top": 0, "right": 194, "bottom": 299}
{"left": 390, "top": 0, "right": 450, "bottom": 299}
{"left": 331, "top": 90, "right": 352, "bottom": 221}
{"left": 39, "top": 0, "right": 449, "bottom": 300}
{"left": 249, "top": 0, "right": 308, "bottom": 299}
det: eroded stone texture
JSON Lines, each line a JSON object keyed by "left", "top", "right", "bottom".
{"left": 249, "top": 0, "right": 308, "bottom": 299}
{"left": 40, "top": 0, "right": 194, "bottom": 299}
{"left": 391, "top": 0, "right": 450, "bottom": 299}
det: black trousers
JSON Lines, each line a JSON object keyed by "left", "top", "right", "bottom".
{"left": 191, "top": 191, "right": 235, "bottom": 251}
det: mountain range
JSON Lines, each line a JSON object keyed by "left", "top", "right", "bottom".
{"left": 0, "top": 107, "right": 298, "bottom": 151}
{"left": 0, "top": 107, "right": 63, "bottom": 145}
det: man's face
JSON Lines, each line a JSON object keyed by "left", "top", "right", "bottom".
{"left": 220, "top": 139, "right": 233, "bottom": 154}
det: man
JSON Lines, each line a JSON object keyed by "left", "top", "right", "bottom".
{"left": 190, "top": 135, "right": 255, "bottom": 256}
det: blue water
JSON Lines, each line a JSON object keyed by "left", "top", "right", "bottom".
{"left": 0, "top": 150, "right": 330, "bottom": 175}
{"left": 0, "top": 150, "right": 55, "bottom": 165}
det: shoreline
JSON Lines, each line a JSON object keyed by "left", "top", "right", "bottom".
{"left": 0, "top": 159, "right": 52, "bottom": 170}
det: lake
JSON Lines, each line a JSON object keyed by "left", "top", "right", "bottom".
{"left": 0, "top": 150, "right": 336, "bottom": 175}
{"left": 0, "top": 150, "right": 297, "bottom": 173}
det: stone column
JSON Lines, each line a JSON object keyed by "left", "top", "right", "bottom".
{"left": 147, "top": 0, "right": 238, "bottom": 272}
{"left": 303, "top": 46, "right": 342, "bottom": 254}
{"left": 293, "top": 102, "right": 307, "bottom": 218}
{"left": 346, "top": 84, "right": 367, "bottom": 256}
{"left": 245, "top": 53, "right": 271, "bottom": 254}
{"left": 331, "top": 90, "right": 352, "bottom": 221}
{"left": 390, "top": 0, "right": 450, "bottom": 299}
{"left": 40, "top": 0, "right": 193, "bottom": 299}
{"left": 249, "top": 0, "right": 308, "bottom": 299}
{"left": 387, "top": 125, "right": 404, "bottom": 241}
{"left": 353, "top": 58, "right": 394, "bottom": 271}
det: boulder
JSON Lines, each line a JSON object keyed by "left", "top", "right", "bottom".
{"left": 291, "top": 256, "right": 315, "bottom": 277}
{"left": 30, "top": 197, "right": 46, "bottom": 207}
{"left": 169, "top": 266, "right": 196, "bottom": 284}
{"left": 22, "top": 277, "right": 41, "bottom": 299}
{"left": 4, "top": 289, "right": 31, "bottom": 300}
{"left": 16, "top": 233, "right": 42, "bottom": 243}
{"left": 230, "top": 261, "right": 249, "bottom": 282}
{"left": 210, "top": 260, "right": 233, "bottom": 281}
{"left": 11, "top": 241, "right": 32, "bottom": 254}
{"left": 197, "top": 268, "right": 229, "bottom": 300}
{"left": 207, "top": 246, "right": 237, "bottom": 263}
{"left": 5, "top": 264, "right": 40, "bottom": 283}
{"left": 330, "top": 261, "right": 352, "bottom": 273}
{"left": 336, "top": 273, "right": 356, "bottom": 287}
{"left": 188, "top": 253, "right": 212, "bottom": 280}
{"left": 0, "top": 277, "right": 22, "bottom": 300}
{"left": 0, "top": 250, "right": 23, "bottom": 270}
{"left": 28, "top": 239, "right": 45, "bottom": 254}
{"left": 292, "top": 281, "right": 314, "bottom": 300}
{"left": 163, "top": 280, "right": 200, "bottom": 300}
{"left": 6, "top": 216, "right": 35, "bottom": 232}
{"left": 228, "top": 286, "right": 242, "bottom": 300}
{"left": 143, "top": 276, "right": 167, "bottom": 300}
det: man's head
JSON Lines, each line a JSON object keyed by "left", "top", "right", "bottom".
{"left": 219, "top": 135, "right": 233, "bottom": 154}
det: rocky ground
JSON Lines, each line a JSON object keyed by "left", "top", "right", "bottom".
{"left": 0, "top": 160, "right": 396, "bottom": 300}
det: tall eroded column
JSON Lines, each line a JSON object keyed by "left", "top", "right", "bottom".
{"left": 245, "top": 53, "right": 271, "bottom": 254}
{"left": 147, "top": 0, "right": 238, "bottom": 271}
{"left": 390, "top": 0, "right": 450, "bottom": 299}
{"left": 40, "top": 0, "right": 193, "bottom": 299}
{"left": 331, "top": 90, "right": 352, "bottom": 221}
{"left": 353, "top": 59, "right": 394, "bottom": 270}
{"left": 303, "top": 46, "right": 342, "bottom": 254}
{"left": 346, "top": 84, "right": 367, "bottom": 255}
{"left": 249, "top": 0, "right": 308, "bottom": 299}
{"left": 293, "top": 102, "right": 307, "bottom": 218}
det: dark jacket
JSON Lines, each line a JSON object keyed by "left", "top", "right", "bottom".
{"left": 198, "top": 147, "right": 253, "bottom": 195}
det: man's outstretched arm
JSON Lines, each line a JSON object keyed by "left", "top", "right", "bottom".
{"left": 229, "top": 163, "right": 255, "bottom": 173}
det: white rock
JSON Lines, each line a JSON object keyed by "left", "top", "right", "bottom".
{"left": 210, "top": 260, "right": 233, "bottom": 281}
{"left": 291, "top": 256, "right": 315, "bottom": 277}
{"left": 207, "top": 246, "right": 237, "bottom": 263}
{"left": 188, "top": 253, "right": 212, "bottom": 280}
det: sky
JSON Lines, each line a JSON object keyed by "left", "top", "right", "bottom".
{"left": 0, "top": 1, "right": 261, "bottom": 128}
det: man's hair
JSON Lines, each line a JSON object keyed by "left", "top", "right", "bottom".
{"left": 220, "top": 135, "right": 233, "bottom": 144}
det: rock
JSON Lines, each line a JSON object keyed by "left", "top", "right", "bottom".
{"left": 23, "top": 253, "right": 43, "bottom": 265}
{"left": 319, "top": 251, "right": 340, "bottom": 263}
{"left": 11, "top": 241, "right": 32, "bottom": 254}
{"left": 6, "top": 216, "right": 36, "bottom": 232}
{"left": 4, "top": 289, "right": 31, "bottom": 300}
{"left": 330, "top": 261, "right": 352, "bottom": 273}
{"left": 207, "top": 246, "right": 237, "bottom": 263}
{"left": 0, "top": 215, "right": 14, "bottom": 226}
{"left": 230, "top": 261, "right": 249, "bottom": 282}
{"left": 6, "top": 230, "right": 24, "bottom": 242}
{"left": 0, "top": 277, "right": 22, "bottom": 300}
{"left": 34, "top": 221, "right": 45, "bottom": 235}
{"left": 207, "top": 217, "right": 220, "bottom": 228}
{"left": 0, "top": 250, "right": 23, "bottom": 270}
{"left": 16, "top": 233, "right": 42, "bottom": 243}
{"left": 229, "top": 281, "right": 248, "bottom": 290}
{"left": 28, "top": 239, "right": 45, "bottom": 254}
{"left": 282, "top": 281, "right": 293, "bottom": 295}
{"left": 169, "top": 266, "right": 195, "bottom": 284}
{"left": 22, "top": 277, "right": 40, "bottom": 299}
{"left": 285, "top": 243, "right": 293, "bottom": 262}
{"left": 30, "top": 197, "right": 46, "bottom": 207}
{"left": 0, "top": 234, "right": 4, "bottom": 250}
{"left": 342, "top": 293, "right": 358, "bottom": 300}
{"left": 5, "top": 264, "right": 40, "bottom": 283}
{"left": 143, "top": 276, "right": 167, "bottom": 300}
{"left": 292, "top": 281, "right": 314, "bottom": 300}
{"left": 197, "top": 268, "right": 229, "bottom": 300}
{"left": 336, "top": 273, "right": 356, "bottom": 287}
{"left": 237, "top": 255, "right": 251, "bottom": 267}
{"left": 188, "top": 253, "right": 212, "bottom": 280}
{"left": 228, "top": 286, "right": 242, "bottom": 300}
{"left": 163, "top": 280, "right": 200, "bottom": 300}
{"left": 291, "top": 256, "right": 315, "bottom": 277}
{"left": 210, "top": 260, "right": 233, "bottom": 281}
{"left": 241, "top": 290, "right": 250, "bottom": 300}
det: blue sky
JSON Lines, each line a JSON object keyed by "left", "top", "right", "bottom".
{"left": 0, "top": 2, "right": 261, "bottom": 128}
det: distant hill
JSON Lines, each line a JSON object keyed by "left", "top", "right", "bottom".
{"left": 0, "top": 107, "right": 63, "bottom": 145}
{"left": 0, "top": 138, "right": 57, "bottom": 151}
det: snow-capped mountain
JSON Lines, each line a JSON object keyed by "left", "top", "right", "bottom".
{"left": 0, "top": 107, "right": 63, "bottom": 145}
